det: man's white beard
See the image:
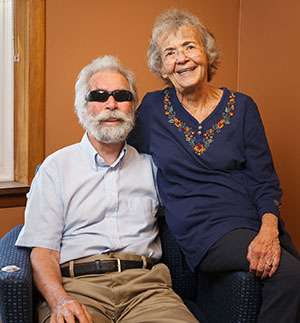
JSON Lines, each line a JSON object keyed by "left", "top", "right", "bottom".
{"left": 85, "top": 109, "right": 135, "bottom": 144}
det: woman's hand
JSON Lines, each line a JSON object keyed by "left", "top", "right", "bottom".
{"left": 247, "top": 213, "right": 281, "bottom": 279}
{"left": 50, "top": 297, "right": 93, "bottom": 323}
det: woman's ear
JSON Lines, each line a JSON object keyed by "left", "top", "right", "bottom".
{"left": 161, "top": 66, "right": 168, "bottom": 80}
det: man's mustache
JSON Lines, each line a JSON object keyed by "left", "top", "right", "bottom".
{"left": 93, "top": 110, "right": 129, "bottom": 122}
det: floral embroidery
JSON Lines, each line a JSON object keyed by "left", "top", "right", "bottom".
{"left": 163, "top": 89, "right": 236, "bottom": 156}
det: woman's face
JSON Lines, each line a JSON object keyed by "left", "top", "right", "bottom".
{"left": 159, "top": 25, "right": 208, "bottom": 93}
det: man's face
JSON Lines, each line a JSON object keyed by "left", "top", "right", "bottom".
{"left": 84, "top": 69, "right": 135, "bottom": 144}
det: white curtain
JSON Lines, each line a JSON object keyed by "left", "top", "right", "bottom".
{"left": 0, "top": 0, "right": 14, "bottom": 181}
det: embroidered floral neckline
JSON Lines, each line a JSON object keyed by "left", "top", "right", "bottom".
{"left": 163, "top": 89, "right": 236, "bottom": 156}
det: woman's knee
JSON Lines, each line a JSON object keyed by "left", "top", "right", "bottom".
{"left": 275, "top": 248, "right": 300, "bottom": 288}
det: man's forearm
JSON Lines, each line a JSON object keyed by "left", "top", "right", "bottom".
{"left": 30, "top": 247, "right": 70, "bottom": 310}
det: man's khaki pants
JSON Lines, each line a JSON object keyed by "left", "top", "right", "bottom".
{"left": 38, "top": 259, "right": 198, "bottom": 323}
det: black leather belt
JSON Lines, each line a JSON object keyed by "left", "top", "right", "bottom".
{"left": 61, "top": 259, "right": 153, "bottom": 277}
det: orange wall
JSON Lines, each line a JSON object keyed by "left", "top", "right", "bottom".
{"left": 45, "top": 0, "right": 239, "bottom": 155}
{"left": 238, "top": 0, "right": 300, "bottom": 248}
{"left": 0, "top": 207, "right": 25, "bottom": 238}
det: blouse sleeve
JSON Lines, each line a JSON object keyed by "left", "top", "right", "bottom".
{"left": 128, "top": 94, "right": 151, "bottom": 154}
{"left": 243, "top": 96, "right": 282, "bottom": 218}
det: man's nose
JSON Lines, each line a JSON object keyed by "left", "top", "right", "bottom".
{"left": 105, "top": 95, "right": 117, "bottom": 110}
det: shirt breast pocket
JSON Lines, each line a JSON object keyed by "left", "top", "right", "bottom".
{"left": 127, "top": 197, "right": 158, "bottom": 235}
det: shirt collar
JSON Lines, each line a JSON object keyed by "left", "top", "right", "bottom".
{"left": 80, "top": 132, "right": 128, "bottom": 171}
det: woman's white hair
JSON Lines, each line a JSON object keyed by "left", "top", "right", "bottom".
{"left": 148, "top": 8, "right": 221, "bottom": 84}
{"left": 74, "top": 55, "right": 138, "bottom": 126}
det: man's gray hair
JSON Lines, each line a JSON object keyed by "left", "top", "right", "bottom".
{"left": 74, "top": 55, "right": 138, "bottom": 126}
{"left": 147, "top": 8, "right": 220, "bottom": 84}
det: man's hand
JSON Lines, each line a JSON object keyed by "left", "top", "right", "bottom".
{"left": 30, "top": 248, "right": 93, "bottom": 322}
{"left": 247, "top": 213, "right": 281, "bottom": 279}
{"left": 50, "top": 297, "right": 93, "bottom": 323}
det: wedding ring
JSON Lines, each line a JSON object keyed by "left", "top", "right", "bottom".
{"left": 266, "top": 263, "right": 272, "bottom": 267}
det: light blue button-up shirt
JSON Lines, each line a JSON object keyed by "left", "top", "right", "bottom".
{"left": 16, "top": 133, "right": 161, "bottom": 264}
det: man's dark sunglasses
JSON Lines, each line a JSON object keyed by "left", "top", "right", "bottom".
{"left": 85, "top": 90, "right": 133, "bottom": 102}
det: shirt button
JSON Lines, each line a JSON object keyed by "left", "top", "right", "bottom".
{"left": 198, "top": 125, "right": 202, "bottom": 129}
{"left": 198, "top": 131, "right": 202, "bottom": 135}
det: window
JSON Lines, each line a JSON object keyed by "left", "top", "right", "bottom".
{"left": 0, "top": 0, "right": 45, "bottom": 208}
{"left": 0, "top": 0, "right": 14, "bottom": 181}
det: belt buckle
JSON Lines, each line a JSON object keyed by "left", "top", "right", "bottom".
{"left": 117, "top": 259, "right": 122, "bottom": 272}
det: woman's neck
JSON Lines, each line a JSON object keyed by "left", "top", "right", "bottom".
{"left": 176, "top": 84, "right": 223, "bottom": 123}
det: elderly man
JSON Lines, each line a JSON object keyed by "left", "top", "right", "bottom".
{"left": 16, "top": 56, "right": 198, "bottom": 323}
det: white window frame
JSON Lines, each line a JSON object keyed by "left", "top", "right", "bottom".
{"left": 0, "top": 0, "right": 14, "bottom": 181}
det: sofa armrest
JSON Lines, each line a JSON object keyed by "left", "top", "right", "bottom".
{"left": 0, "top": 225, "right": 33, "bottom": 323}
{"left": 197, "top": 270, "right": 262, "bottom": 323}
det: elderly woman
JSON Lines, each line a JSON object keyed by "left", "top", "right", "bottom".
{"left": 128, "top": 8, "right": 300, "bottom": 323}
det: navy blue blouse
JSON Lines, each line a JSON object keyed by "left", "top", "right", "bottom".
{"left": 128, "top": 87, "right": 283, "bottom": 271}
